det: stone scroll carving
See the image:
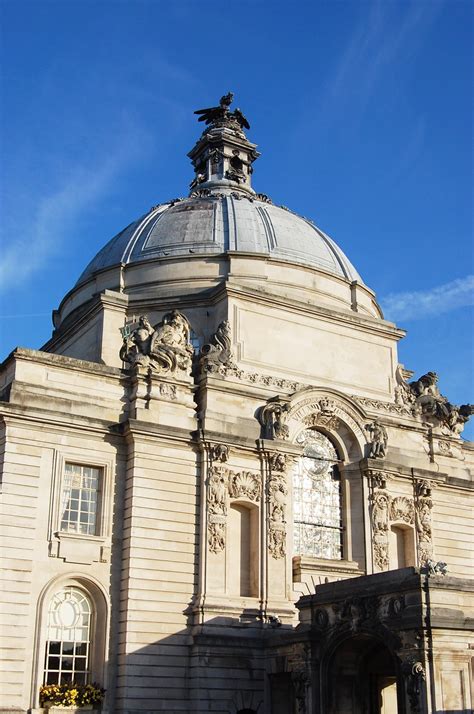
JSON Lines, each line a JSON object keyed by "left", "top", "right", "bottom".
{"left": 413, "top": 479, "right": 434, "bottom": 564}
{"left": 120, "top": 311, "right": 194, "bottom": 375}
{"left": 258, "top": 398, "right": 289, "bottom": 440}
{"left": 365, "top": 420, "right": 388, "bottom": 459}
{"left": 267, "top": 453, "right": 288, "bottom": 559}
{"left": 199, "top": 320, "right": 236, "bottom": 375}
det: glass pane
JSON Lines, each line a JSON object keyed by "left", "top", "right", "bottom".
{"left": 44, "top": 587, "right": 92, "bottom": 686}
{"left": 60, "top": 463, "right": 101, "bottom": 536}
{"left": 293, "top": 430, "right": 342, "bottom": 559}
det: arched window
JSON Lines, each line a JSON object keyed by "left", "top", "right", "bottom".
{"left": 43, "top": 586, "right": 92, "bottom": 685}
{"left": 293, "top": 429, "right": 342, "bottom": 560}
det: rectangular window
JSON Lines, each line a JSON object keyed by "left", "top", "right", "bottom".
{"left": 60, "top": 463, "right": 102, "bottom": 536}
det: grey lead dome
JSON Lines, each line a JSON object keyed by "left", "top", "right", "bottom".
{"left": 76, "top": 194, "right": 362, "bottom": 286}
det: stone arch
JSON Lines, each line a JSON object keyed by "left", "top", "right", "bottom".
{"left": 287, "top": 387, "right": 368, "bottom": 462}
{"left": 320, "top": 629, "right": 405, "bottom": 714}
{"left": 31, "top": 574, "right": 109, "bottom": 709}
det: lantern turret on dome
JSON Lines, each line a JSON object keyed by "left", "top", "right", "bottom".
{"left": 187, "top": 92, "right": 260, "bottom": 196}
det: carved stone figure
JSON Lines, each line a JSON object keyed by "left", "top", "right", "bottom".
{"left": 208, "top": 521, "right": 225, "bottom": 554}
{"left": 199, "top": 320, "right": 236, "bottom": 374}
{"left": 268, "top": 526, "right": 286, "bottom": 560}
{"left": 194, "top": 92, "right": 250, "bottom": 132}
{"left": 413, "top": 479, "right": 433, "bottom": 564}
{"left": 394, "top": 364, "right": 416, "bottom": 406}
{"left": 207, "top": 465, "right": 228, "bottom": 553}
{"left": 406, "top": 371, "right": 474, "bottom": 435}
{"left": 267, "top": 473, "right": 287, "bottom": 559}
{"left": 259, "top": 398, "right": 289, "bottom": 440}
{"left": 228, "top": 471, "right": 261, "bottom": 501}
{"left": 401, "top": 657, "right": 425, "bottom": 714}
{"left": 120, "top": 311, "right": 194, "bottom": 375}
{"left": 370, "top": 490, "right": 390, "bottom": 571}
{"left": 210, "top": 443, "right": 229, "bottom": 463}
{"left": 365, "top": 420, "right": 388, "bottom": 459}
{"left": 424, "top": 559, "right": 448, "bottom": 576}
{"left": 268, "top": 452, "right": 287, "bottom": 473}
{"left": 208, "top": 467, "right": 227, "bottom": 516}
{"left": 368, "top": 470, "right": 391, "bottom": 490}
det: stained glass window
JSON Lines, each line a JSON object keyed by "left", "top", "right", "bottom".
{"left": 44, "top": 587, "right": 92, "bottom": 685}
{"left": 293, "top": 430, "right": 342, "bottom": 560}
{"left": 60, "top": 463, "right": 101, "bottom": 536}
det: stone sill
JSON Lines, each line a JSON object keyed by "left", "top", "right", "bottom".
{"left": 293, "top": 555, "right": 364, "bottom": 580}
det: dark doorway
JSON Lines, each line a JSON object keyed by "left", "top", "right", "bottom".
{"left": 326, "top": 635, "right": 400, "bottom": 714}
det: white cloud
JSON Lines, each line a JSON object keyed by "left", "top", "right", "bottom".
{"left": 0, "top": 131, "right": 148, "bottom": 293}
{"left": 381, "top": 275, "right": 474, "bottom": 322}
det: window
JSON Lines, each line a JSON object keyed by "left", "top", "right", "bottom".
{"left": 60, "top": 463, "right": 102, "bottom": 536}
{"left": 293, "top": 429, "right": 342, "bottom": 560}
{"left": 44, "top": 587, "right": 92, "bottom": 685}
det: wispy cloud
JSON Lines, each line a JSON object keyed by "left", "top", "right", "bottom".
{"left": 381, "top": 275, "right": 474, "bottom": 322}
{"left": 0, "top": 126, "right": 150, "bottom": 293}
{"left": 302, "top": 0, "right": 443, "bottom": 142}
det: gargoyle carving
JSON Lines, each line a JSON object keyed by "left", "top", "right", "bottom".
{"left": 120, "top": 311, "right": 194, "bottom": 375}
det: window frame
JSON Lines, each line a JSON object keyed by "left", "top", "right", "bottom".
{"left": 292, "top": 429, "right": 345, "bottom": 561}
{"left": 32, "top": 576, "right": 109, "bottom": 710}
{"left": 43, "top": 585, "right": 93, "bottom": 686}
{"left": 49, "top": 452, "right": 113, "bottom": 545}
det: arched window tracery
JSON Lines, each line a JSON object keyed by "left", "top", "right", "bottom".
{"left": 43, "top": 586, "right": 92, "bottom": 685}
{"left": 293, "top": 429, "right": 343, "bottom": 560}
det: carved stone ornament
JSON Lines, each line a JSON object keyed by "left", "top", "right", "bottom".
{"left": 258, "top": 398, "right": 289, "bottom": 440}
{"left": 267, "top": 473, "right": 287, "bottom": 559}
{"left": 303, "top": 397, "right": 340, "bottom": 430}
{"left": 292, "top": 670, "right": 309, "bottom": 714}
{"left": 228, "top": 471, "right": 261, "bottom": 501}
{"left": 390, "top": 496, "right": 414, "bottom": 524}
{"left": 268, "top": 452, "right": 288, "bottom": 473}
{"left": 368, "top": 470, "right": 391, "bottom": 490}
{"left": 120, "top": 311, "right": 194, "bottom": 375}
{"left": 333, "top": 595, "right": 380, "bottom": 633}
{"left": 404, "top": 370, "right": 474, "bottom": 435}
{"left": 365, "top": 420, "right": 388, "bottom": 459}
{"left": 413, "top": 478, "right": 434, "bottom": 564}
{"left": 199, "top": 320, "right": 236, "bottom": 375}
{"left": 370, "top": 490, "right": 390, "bottom": 571}
{"left": 401, "top": 657, "right": 425, "bottom": 714}
{"left": 194, "top": 92, "right": 250, "bottom": 134}
{"left": 207, "top": 465, "right": 228, "bottom": 553}
{"left": 209, "top": 443, "right": 229, "bottom": 463}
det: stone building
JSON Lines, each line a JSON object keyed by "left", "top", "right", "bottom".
{"left": 0, "top": 94, "right": 472, "bottom": 714}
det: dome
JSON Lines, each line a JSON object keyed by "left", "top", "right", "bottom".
{"left": 76, "top": 194, "right": 362, "bottom": 286}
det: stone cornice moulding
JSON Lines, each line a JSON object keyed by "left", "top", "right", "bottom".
{"left": 0, "top": 346, "right": 124, "bottom": 378}
{"left": 0, "top": 400, "right": 123, "bottom": 434}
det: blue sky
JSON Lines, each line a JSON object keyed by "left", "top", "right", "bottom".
{"left": 1, "top": 0, "right": 473, "bottom": 437}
